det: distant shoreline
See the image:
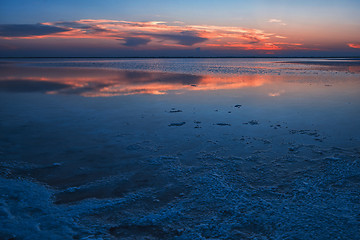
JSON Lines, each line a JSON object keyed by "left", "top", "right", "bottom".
{"left": 1, "top": 56, "right": 360, "bottom": 59}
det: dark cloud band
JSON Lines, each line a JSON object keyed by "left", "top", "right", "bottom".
{"left": 151, "top": 32, "right": 207, "bottom": 46}
{"left": 0, "top": 24, "right": 69, "bottom": 37}
{"left": 122, "top": 37, "right": 151, "bottom": 47}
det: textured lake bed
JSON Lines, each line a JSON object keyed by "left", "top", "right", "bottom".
{"left": 1, "top": 58, "right": 360, "bottom": 239}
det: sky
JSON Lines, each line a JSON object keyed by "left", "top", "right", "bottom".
{"left": 0, "top": 0, "right": 360, "bottom": 57}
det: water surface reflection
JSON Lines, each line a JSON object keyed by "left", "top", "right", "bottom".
{"left": 1, "top": 59, "right": 360, "bottom": 240}
{"left": 0, "top": 65, "right": 273, "bottom": 97}
{"left": 1, "top": 61, "right": 359, "bottom": 97}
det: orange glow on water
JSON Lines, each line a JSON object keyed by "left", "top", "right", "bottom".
{"left": 0, "top": 65, "right": 277, "bottom": 97}
{"left": 2, "top": 58, "right": 359, "bottom": 98}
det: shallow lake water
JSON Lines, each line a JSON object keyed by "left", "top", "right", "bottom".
{"left": 0, "top": 58, "right": 360, "bottom": 239}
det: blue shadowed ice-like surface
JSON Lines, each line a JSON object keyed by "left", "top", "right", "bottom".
{"left": 0, "top": 58, "right": 359, "bottom": 239}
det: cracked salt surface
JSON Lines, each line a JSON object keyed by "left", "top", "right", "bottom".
{"left": 0, "top": 58, "right": 360, "bottom": 239}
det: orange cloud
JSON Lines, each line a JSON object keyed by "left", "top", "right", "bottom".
{"left": 348, "top": 43, "right": 360, "bottom": 49}
{"left": 0, "top": 19, "right": 303, "bottom": 51}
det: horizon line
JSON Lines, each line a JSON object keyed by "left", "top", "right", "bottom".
{"left": 1, "top": 56, "right": 360, "bottom": 59}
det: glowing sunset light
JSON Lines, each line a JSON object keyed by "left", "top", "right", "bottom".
{"left": 0, "top": 0, "right": 359, "bottom": 57}
{"left": 1, "top": 2, "right": 360, "bottom": 239}
{"left": 348, "top": 43, "right": 360, "bottom": 49}
{"left": 0, "top": 20, "right": 297, "bottom": 52}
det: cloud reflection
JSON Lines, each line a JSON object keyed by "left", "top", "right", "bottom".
{"left": 0, "top": 79, "right": 70, "bottom": 92}
{"left": 0, "top": 65, "right": 270, "bottom": 97}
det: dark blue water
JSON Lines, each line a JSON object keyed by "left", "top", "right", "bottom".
{"left": 0, "top": 58, "right": 359, "bottom": 239}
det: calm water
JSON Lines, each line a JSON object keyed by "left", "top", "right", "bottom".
{"left": 1, "top": 58, "right": 360, "bottom": 239}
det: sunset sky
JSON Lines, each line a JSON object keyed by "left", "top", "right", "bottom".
{"left": 1, "top": 0, "right": 360, "bottom": 57}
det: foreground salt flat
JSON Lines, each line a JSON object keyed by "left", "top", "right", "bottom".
{"left": 0, "top": 58, "right": 360, "bottom": 239}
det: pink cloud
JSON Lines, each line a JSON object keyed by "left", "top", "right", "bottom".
{"left": 0, "top": 19, "right": 304, "bottom": 51}
{"left": 348, "top": 43, "right": 360, "bottom": 49}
